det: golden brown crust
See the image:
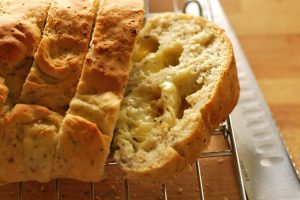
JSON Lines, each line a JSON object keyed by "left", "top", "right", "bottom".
{"left": 0, "top": 104, "right": 62, "bottom": 184}
{"left": 0, "top": 0, "right": 52, "bottom": 102}
{"left": 0, "top": 78, "right": 9, "bottom": 117}
{"left": 52, "top": 115, "right": 111, "bottom": 181}
{"left": 0, "top": 1, "right": 52, "bottom": 184}
{"left": 0, "top": 0, "right": 53, "bottom": 30}
{"left": 0, "top": 0, "right": 144, "bottom": 183}
{"left": 77, "top": 0, "right": 145, "bottom": 99}
{"left": 200, "top": 49, "right": 240, "bottom": 131}
{"left": 72, "top": 0, "right": 144, "bottom": 136}
{"left": 0, "top": 19, "right": 40, "bottom": 67}
{"left": 51, "top": 0, "right": 144, "bottom": 181}
{"left": 117, "top": 146, "right": 187, "bottom": 184}
{"left": 19, "top": 0, "right": 98, "bottom": 114}
{"left": 0, "top": 19, "right": 40, "bottom": 102}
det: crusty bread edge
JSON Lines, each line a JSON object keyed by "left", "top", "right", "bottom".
{"left": 51, "top": 0, "right": 144, "bottom": 181}
{"left": 117, "top": 23, "right": 240, "bottom": 183}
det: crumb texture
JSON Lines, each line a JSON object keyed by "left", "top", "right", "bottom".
{"left": 114, "top": 13, "right": 239, "bottom": 183}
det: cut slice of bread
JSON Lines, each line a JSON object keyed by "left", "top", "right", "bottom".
{"left": 19, "top": 0, "right": 99, "bottom": 114}
{"left": 51, "top": 0, "right": 144, "bottom": 181}
{"left": 113, "top": 13, "right": 240, "bottom": 183}
{"left": 0, "top": 0, "right": 52, "bottom": 104}
{"left": 0, "top": 104, "right": 62, "bottom": 185}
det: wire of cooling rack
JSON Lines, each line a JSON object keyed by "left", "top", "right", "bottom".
{"left": 13, "top": 1, "right": 247, "bottom": 200}
{"left": 15, "top": 121, "right": 245, "bottom": 200}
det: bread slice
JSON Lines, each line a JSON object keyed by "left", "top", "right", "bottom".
{"left": 51, "top": 0, "right": 144, "bottom": 181}
{"left": 19, "top": 0, "right": 99, "bottom": 114}
{"left": 0, "top": 1, "right": 55, "bottom": 184}
{"left": 0, "top": 0, "right": 52, "bottom": 104}
{"left": 113, "top": 13, "right": 240, "bottom": 183}
{"left": 0, "top": 104, "right": 62, "bottom": 185}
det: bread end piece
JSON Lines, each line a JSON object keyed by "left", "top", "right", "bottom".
{"left": 114, "top": 13, "right": 240, "bottom": 183}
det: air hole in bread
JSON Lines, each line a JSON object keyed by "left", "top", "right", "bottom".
{"left": 132, "top": 36, "right": 159, "bottom": 62}
{"left": 151, "top": 100, "right": 163, "bottom": 118}
{"left": 177, "top": 97, "right": 190, "bottom": 119}
{"left": 140, "top": 139, "right": 157, "bottom": 152}
{"left": 162, "top": 43, "right": 183, "bottom": 67}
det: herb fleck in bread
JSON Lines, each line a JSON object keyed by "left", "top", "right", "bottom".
{"left": 113, "top": 13, "right": 240, "bottom": 183}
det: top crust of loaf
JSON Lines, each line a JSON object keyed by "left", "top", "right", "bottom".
{"left": 19, "top": 0, "right": 98, "bottom": 114}
{"left": 70, "top": 0, "right": 145, "bottom": 135}
{"left": 0, "top": 0, "right": 51, "bottom": 72}
{"left": 0, "top": 0, "right": 144, "bottom": 183}
{"left": 0, "top": 0, "right": 52, "bottom": 102}
{"left": 114, "top": 13, "right": 240, "bottom": 183}
{"left": 51, "top": 0, "right": 144, "bottom": 181}
{"left": 0, "top": 0, "right": 52, "bottom": 30}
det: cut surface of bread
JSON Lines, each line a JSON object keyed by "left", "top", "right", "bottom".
{"left": 51, "top": 0, "right": 144, "bottom": 181}
{"left": 114, "top": 13, "right": 240, "bottom": 183}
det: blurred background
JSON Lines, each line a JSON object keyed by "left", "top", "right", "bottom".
{"left": 220, "top": 0, "right": 300, "bottom": 155}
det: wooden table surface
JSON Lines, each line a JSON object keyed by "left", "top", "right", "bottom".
{"left": 220, "top": 0, "right": 300, "bottom": 177}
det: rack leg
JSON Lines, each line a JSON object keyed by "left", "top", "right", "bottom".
{"left": 195, "top": 160, "right": 205, "bottom": 200}
{"left": 18, "top": 182, "right": 23, "bottom": 200}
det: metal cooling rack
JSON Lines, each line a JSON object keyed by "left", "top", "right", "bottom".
{"left": 14, "top": 119, "right": 246, "bottom": 200}
{"left": 4, "top": 1, "right": 248, "bottom": 199}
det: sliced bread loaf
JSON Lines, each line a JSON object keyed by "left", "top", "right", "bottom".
{"left": 51, "top": 0, "right": 144, "bottom": 181}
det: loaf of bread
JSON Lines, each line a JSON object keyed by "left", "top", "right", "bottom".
{"left": 113, "top": 13, "right": 240, "bottom": 183}
{"left": 0, "top": 0, "right": 144, "bottom": 184}
{"left": 0, "top": 0, "right": 238, "bottom": 185}
{"left": 52, "top": 0, "right": 144, "bottom": 181}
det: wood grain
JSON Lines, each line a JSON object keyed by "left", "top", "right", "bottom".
{"left": 220, "top": 0, "right": 300, "bottom": 179}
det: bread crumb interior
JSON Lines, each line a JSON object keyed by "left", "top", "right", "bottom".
{"left": 115, "top": 13, "right": 230, "bottom": 169}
